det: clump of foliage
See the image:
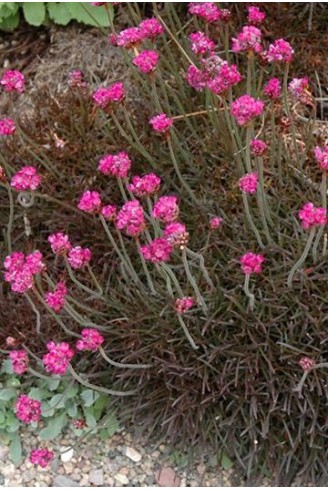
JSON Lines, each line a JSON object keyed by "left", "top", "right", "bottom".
{"left": 0, "top": 2, "right": 328, "bottom": 485}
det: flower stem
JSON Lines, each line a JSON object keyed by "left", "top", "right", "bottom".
{"left": 136, "top": 238, "right": 157, "bottom": 295}
{"left": 312, "top": 172, "right": 327, "bottom": 261}
{"left": 186, "top": 247, "right": 214, "bottom": 288}
{"left": 167, "top": 136, "right": 198, "bottom": 205}
{"left": 242, "top": 191, "right": 265, "bottom": 249}
{"left": 182, "top": 248, "right": 207, "bottom": 314}
{"left": 24, "top": 292, "right": 41, "bottom": 334}
{"left": 5, "top": 183, "right": 14, "bottom": 254}
{"left": 243, "top": 273, "right": 255, "bottom": 311}
{"left": 177, "top": 314, "right": 199, "bottom": 350}
{"left": 287, "top": 227, "right": 316, "bottom": 287}
{"left": 68, "top": 364, "right": 135, "bottom": 396}
{"left": 98, "top": 346, "right": 152, "bottom": 369}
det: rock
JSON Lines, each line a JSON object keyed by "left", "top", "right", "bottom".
{"left": 50, "top": 458, "right": 61, "bottom": 472}
{"left": 52, "top": 475, "right": 80, "bottom": 487}
{"left": 105, "top": 476, "right": 115, "bottom": 486}
{"left": 156, "top": 466, "right": 181, "bottom": 487}
{"left": 22, "top": 471, "right": 35, "bottom": 483}
{"left": 2, "top": 464, "right": 15, "bottom": 478}
{"left": 114, "top": 473, "right": 129, "bottom": 486}
{"left": 0, "top": 445, "right": 9, "bottom": 460}
{"left": 107, "top": 462, "right": 120, "bottom": 473}
{"left": 89, "top": 469, "right": 104, "bottom": 486}
{"left": 125, "top": 446, "right": 142, "bottom": 463}
{"left": 197, "top": 463, "right": 206, "bottom": 476}
{"left": 60, "top": 447, "right": 74, "bottom": 463}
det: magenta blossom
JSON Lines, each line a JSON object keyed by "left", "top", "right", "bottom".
{"left": 207, "top": 62, "right": 242, "bottom": 95}
{"left": 78, "top": 190, "right": 102, "bottom": 213}
{"left": 174, "top": 297, "right": 195, "bottom": 314}
{"left": 101, "top": 204, "right": 117, "bottom": 221}
{"left": 4, "top": 250, "right": 45, "bottom": 293}
{"left": 30, "top": 449, "right": 54, "bottom": 468}
{"left": 116, "top": 27, "right": 143, "bottom": 48}
{"left": 92, "top": 82, "right": 125, "bottom": 108}
{"left": 298, "top": 202, "right": 327, "bottom": 229}
{"left": 231, "top": 95, "right": 264, "bottom": 126}
{"left": 288, "top": 77, "right": 310, "bottom": 103}
{"left": 264, "top": 77, "right": 282, "bottom": 99}
{"left": 232, "top": 25, "right": 262, "bottom": 54}
{"left": 48, "top": 232, "right": 72, "bottom": 255}
{"left": 299, "top": 357, "right": 316, "bottom": 371}
{"left": 10, "top": 166, "right": 41, "bottom": 191}
{"left": 185, "top": 65, "right": 208, "bottom": 91}
{"left": 247, "top": 6, "right": 266, "bottom": 25}
{"left": 0, "top": 118, "right": 15, "bottom": 135}
{"left": 164, "top": 222, "right": 189, "bottom": 248}
{"left": 76, "top": 328, "right": 104, "bottom": 352}
{"left": 139, "top": 18, "right": 164, "bottom": 39}
{"left": 15, "top": 395, "right": 41, "bottom": 424}
{"left": 68, "top": 70, "right": 88, "bottom": 89}
{"left": 240, "top": 252, "right": 265, "bottom": 274}
{"left": 239, "top": 172, "right": 258, "bottom": 194}
{"left": 98, "top": 151, "right": 131, "bottom": 178}
{"left": 128, "top": 173, "right": 161, "bottom": 197}
{"left": 9, "top": 350, "right": 28, "bottom": 375}
{"left": 68, "top": 246, "right": 92, "bottom": 270}
{"left": 116, "top": 200, "right": 145, "bottom": 236}
{"left": 45, "top": 282, "right": 67, "bottom": 312}
{"left": 1, "top": 70, "right": 25, "bottom": 93}
{"left": 140, "top": 238, "right": 173, "bottom": 263}
{"left": 250, "top": 139, "right": 267, "bottom": 156}
{"left": 209, "top": 216, "right": 223, "bottom": 230}
{"left": 266, "top": 39, "right": 294, "bottom": 63}
{"left": 314, "top": 146, "right": 328, "bottom": 171}
{"left": 43, "top": 341, "right": 74, "bottom": 375}
{"left": 152, "top": 196, "right": 179, "bottom": 223}
{"left": 132, "top": 50, "right": 159, "bottom": 74}
{"left": 150, "top": 113, "right": 173, "bottom": 133}
{"left": 188, "top": 2, "right": 221, "bottom": 23}
{"left": 189, "top": 32, "right": 215, "bottom": 55}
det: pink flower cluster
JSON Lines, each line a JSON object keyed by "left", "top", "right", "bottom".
{"left": 299, "top": 357, "right": 316, "bottom": 371}
{"left": 209, "top": 216, "right": 223, "bottom": 230}
{"left": 164, "top": 222, "right": 189, "bottom": 248}
{"left": 206, "top": 62, "right": 242, "bottom": 95}
{"left": 174, "top": 296, "right": 195, "bottom": 314}
{"left": 298, "top": 202, "right": 327, "bottom": 229}
{"left": 239, "top": 172, "right": 258, "bottom": 194}
{"left": 68, "top": 246, "right": 92, "bottom": 270}
{"left": 116, "top": 200, "right": 145, "bottom": 236}
{"left": 247, "top": 6, "right": 266, "bottom": 25}
{"left": 128, "top": 173, "right": 161, "bottom": 197}
{"left": 0, "top": 70, "right": 25, "bottom": 93}
{"left": 149, "top": 113, "right": 173, "bottom": 134}
{"left": 188, "top": 2, "right": 221, "bottom": 23}
{"left": 10, "top": 166, "right": 41, "bottom": 191}
{"left": 68, "top": 70, "right": 88, "bottom": 89}
{"left": 30, "top": 449, "right": 54, "bottom": 468}
{"left": 0, "top": 118, "right": 15, "bottom": 135}
{"left": 314, "top": 146, "right": 328, "bottom": 171}
{"left": 132, "top": 50, "right": 159, "bottom": 73}
{"left": 76, "top": 328, "right": 104, "bottom": 351}
{"left": 240, "top": 252, "right": 265, "bottom": 275}
{"left": 92, "top": 82, "right": 125, "bottom": 108}
{"left": 98, "top": 151, "right": 132, "bottom": 178}
{"left": 114, "top": 18, "right": 163, "bottom": 48}
{"left": 45, "top": 282, "right": 67, "bottom": 312}
{"left": 102, "top": 204, "right": 117, "bottom": 221}
{"left": 15, "top": 395, "right": 41, "bottom": 424}
{"left": 43, "top": 341, "right": 74, "bottom": 375}
{"left": 4, "top": 250, "right": 45, "bottom": 293}
{"left": 48, "top": 232, "right": 72, "bottom": 255}
{"left": 264, "top": 78, "right": 282, "bottom": 100}
{"left": 266, "top": 39, "right": 294, "bottom": 63}
{"left": 78, "top": 190, "right": 102, "bottom": 213}
{"left": 139, "top": 18, "right": 164, "bottom": 39}
{"left": 189, "top": 32, "right": 215, "bottom": 55}
{"left": 186, "top": 60, "right": 242, "bottom": 95}
{"left": 231, "top": 95, "right": 264, "bottom": 126}
{"left": 152, "top": 196, "right": 179, "bottom": 222}
{"left": 250, "top": 139, "right": 267, "bottom": 156}
{"left": 288, "top": 77, "right": 309, "bottom": 103}
{"left": 9, "top": 350, "right": 28, "bottom": 375}
{"left": 232, "top": 25, "right": 263, "bottom": 54}
{"left": 141, "top": 238, "right": 173, "bottom": 263}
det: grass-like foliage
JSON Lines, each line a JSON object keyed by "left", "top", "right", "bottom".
{"left": 0, "top": 2, "right": 328, "bottom": 484}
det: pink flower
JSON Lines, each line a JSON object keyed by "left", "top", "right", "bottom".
{"left": 188, "top": 2, "right": 221, "bottom": 23}
{"left": 139, "top": 18, "right": 164, "bottom": 39}
{"left": 132, "top": 50, "right": 159, "bottom": 73}
{"left": 288, "top": 77, "right": 310, "bottom": 103}
{"left": 164, "top": 222, "right": 189, "bottom": 248}
{"left": 298, "top": 202, "right": 327, "bottom": 229}
{"left": 10, "top": 166, "right": 41, "bottom": 191}
{"left": 239, "top": 172, "right": 258, "bottom": 194}
{"left": 116, "top": 200, "right": 145, "bottom": 236}
{"left": 15, "top": 395, "right": 41, "bottom": 424}
{"left": 150, "top": 113, "right": 173, "bottom": 133}
{"left": 207, "top": 62, "right": 242, "bottom": 95}
{"left": 240, "top": 252, "right": 265, "bottom": 274}
{"left": 48, "top": 232, "right": 72, "bottom": 255}
{"left": 247, "top": 6, "right": 266, "bottom": 25}
{"left": 25, "top": 250, "right": 45, "bottom": 275}
{"left": 264, "top": 78, "right": 282, "bottom": 99}
{"left": 78, "top": 190, "right": 102, "bottom": 213}
{"left": 98, "top": 151, "right": 132, "bottom": 178}
{"left": 76, "top": 328, "right": 104, "bottom": 351}
{"left": 0, "top": 118, "right": 15, "bottom": 135}
{"left": 185, "top": 65, "right": 208, "bottom": 91}
{"left": 174, "top": 297, "right": 195, "bottom": 314}
{"left": 128, "top": 173, "right": 161, "bottom": 197}
{"left": 92, "top": 82, "right": 125, "bottom": 108}
{"left": 209, "top": 216, "right": 223, "bottom": 229}
{"left": 250, "top": 139, "right": 267, "bottom": 156}
{"left": 68, "top": 246, "right": 92, "bottom": 270}
{"left": 299, "top": 357, "right": 316, "bottom": 371}
{"left": 43, "top": 341, "right": 74, "bottom": 375}
{"left": 232, "top": 25, "right": 263, "bottom": 54}
{"left": 9, "top": 350, "right": 28, "bottom": 375}
{"left": 140, "top": 238, "right": 173, "bottom": 263}
{"left": 4, "top": 250, "right": 45, "bottom": 293}
{"left": 101, "top": 204, "right": 117, "bottom": 221}
{"left": 116, "top": 27, "right": 143, "bottom": 48}
{"left": 152, "top": 196, "right": 179, "bottom": 223}
{"left": 1, "top": 70, "right": 25, "bottom": 93}
{"left": 30, "top": 449, "right": 54, "bottom": 468}
{"left": 314, "top": 146, "right": 328, "bottom": 171}
{"left": 266, "top": 39, "right": 294, "bottom": 63}
{"left": 231, "top": 95, "right": 264, "bottom": 126}
{"left": 189, "top": 32, "right": 215, "bottom": 55}
{"left": 45, "top": 282, "right": 67, "bottom": 312}
{"left": 68, "top": 70, "right": 88, "bottom": 89}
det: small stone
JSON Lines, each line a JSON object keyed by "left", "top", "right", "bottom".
{"left": 0, "top": 445, "right": 9, "bottom": 460}
{"left": 2, "top": 464, "right": 15, "bottom": 477}
{"left": 114, "top": 473, "right": 129, "bottom": 485}
{"left": 60, "top": 447, "right": 74, "bottom": 463}
{"left": 119, "top": 467, "right": 129, "bottom": 476}
{"left": 89, "top": 469, "right": 104, "bottom": 486}
{"left": 145, "top": 475, "right": 155, "bottom": 486}
{"left": 22, "top": 471, "right": 35, "bottom": 483}
{"left": 197, "top": 463, "right": 206, "bottom": 476}
{"left": 105, "top": 476, "right": 115, "bottom": 486}
{"left": 156, "top": 466, "right": 181, "bottom": 487}
{"left": 63, "top": 462, "right": 74, "bottom": 474}
{"left": 125, "top": 447, "right": 142, "bottom": 463}
{"left": 107, "top": 462, "right": 120, "bottom": 473}
{"left": 52, "top": 475, "right": 80, "bottom": 487}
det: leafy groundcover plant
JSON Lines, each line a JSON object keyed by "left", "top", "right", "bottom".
{"left": 0, "top": 2, "right": 328, "bottom": 485}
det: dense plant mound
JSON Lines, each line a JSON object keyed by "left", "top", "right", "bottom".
{"left": 1, "top": 2, "right": 328, "bottom": 484}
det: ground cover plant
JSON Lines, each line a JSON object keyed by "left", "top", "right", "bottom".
{"left": 0, "top": 2, "right": 328, "bottom": 485}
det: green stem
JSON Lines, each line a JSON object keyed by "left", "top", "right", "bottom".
{"left": 99, "top": 346, "right": 152, "bottom": 369}
{"left": 186, "top": 248, "right": 214, "bottom": 288}
{"left": 24, "top": 292, "right": 41, "bottom": 334}
{"left": 5, "top": 183, "right": 14, "bottom": 253}
{"left": 68, "top": 364, "right": 135, "bottom": 396}
{"left": 244, "top": 273, "right": 255, "bottom": 311}
{"left": 177, "top": 314, "right": 199, "bottom": 350}
{"left": 86, "top": 264, "right": 103, "bottom": 296}
{"left": 65, "top": 257, "right": 102, "bottom": 298}
{"left": 242, "top": 192, "right": 265, "bottom": 249}
{"left": 312, "top": 172, "right": 327, "bottom": 261}
{"left": 287, "top": 227, "right": 316, "bottom": 287}
{"left": 136, "top": 238, "right": 157, "bottom": 295}
{"left": 182, "top": 248, "right": 207, "bottom": 314}
{"left": 283, "top": 64, "right": 300, "bottom": 165}
{"left": 167, "top": 136, "right": 198, "bottom": 205}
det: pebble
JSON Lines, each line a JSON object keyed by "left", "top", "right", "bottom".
{"left": 52, "top": 475, "right": 80, "bottom": 487}
{"left": 125, "top": 446, "right": 142, "bottom": 462}
{"left": 114, "top": 473, "right": 129, "bottom": 485}
{"left": 89, "top": 468, "right": 104, "bottom": 486}
{"left": 60, "top": 447, "right": 74, "bottom": 462}
{"left": 0, "top": 446, "right": 9, "bottom": 461}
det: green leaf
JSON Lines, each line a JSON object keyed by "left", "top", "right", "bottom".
{"left": 10, "top": 435, "right": 22, "bottom": 465}
{"left": 66, "top": 386, "right": 79, "bottom": 399}
{"left": 65, "top": 2, "right": 112, "bottom": 27}
{"left": 22, "top": 2, "right": 46, "bottom": 26}
{"left": 28, "top": 388, "right": 50, "bottom": 401}
{"left": 6, "top": 413, "right": 19, "bottom": 433}
{"left": 0, "top": 359, "right": 14, "bottom": 375}
{"left": 47, "top": 377, "right": 61, "bottom": 392}
{"left": 49, "top": 393, "right": 67, "bottom": 409}
{"left": 103, "top": 412, "right": 120, "bottom": 437}
{"left": 67, "top": 402, "right": 78, "bottom": 418}
{"left": 6, "top": 377, "right": 21, "bottom": 388}
{"left": 84, "top": 411, "right": 97, "bottom": 429}
{"left": 0, "top": 411, "right": 5, "bottom": 424}
{"left": 47, "top": 2, "right": 72, "bottom": 25}
{"left": 221, "top": 451, "right": 234, "bottom": 471}
{"left": 0, "top": 388, "right": 17, "bottom": 401}
{"left": 40, "top": 401, "right": 55, "bottom": 418}
{"left": 80, "top": 389, "right": 97, "bottom": 407}
{"left": 0, "top": 10, "right": 19, "bottom": 30}
{"left": 39, "top": 413, "right": 67, "bottom": 440}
